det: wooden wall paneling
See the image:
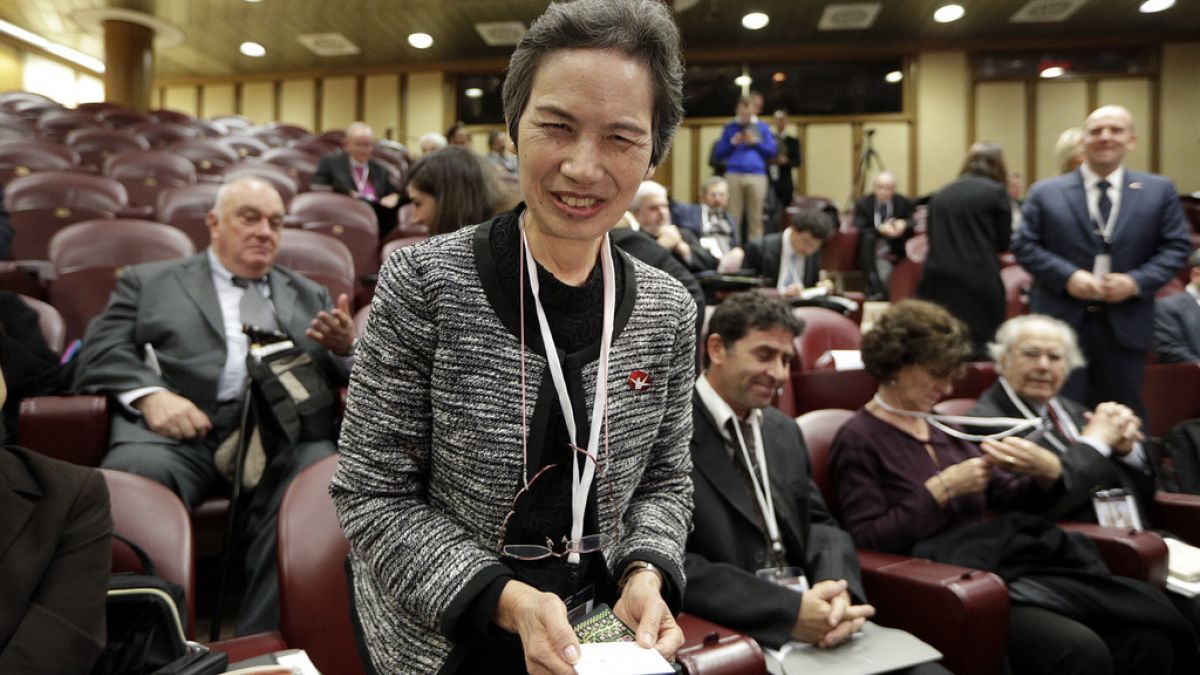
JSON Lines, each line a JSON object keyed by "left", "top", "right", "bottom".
{"left": 163, "top": 84, "right": 199, "bottom": 116}
{"left": 915, "top": 51, "right": 969, "bottom": 195}
{"left": 805, "top": 123, "right": 854, "bottom": 208}
{"left": 280, "top": 78, "right": 316, "bottom": 131}
{"left": 974, "top": 81, "right": 1027, "bottom": 188}
{"left": 1034, "top": 80, "right": 1088, "bottom": 182}
{"left": 202, "top": 83, "right": 236, "bottom": 118}
{"left": 241, "top": 80, "right": 275, "bottom": 125}
{"left": 670, "top": 126, "right": 696, "bottom": 204}
{"left": 1096, "top": 78, "right": 1153, "bottom": 173}
{"left": 405, "top": 71, "right": 444, "bottom": 149}
{"left": 363, "top": 73, "right": 400, "bottom": 142}
{"left": 1160, "top": 42, "right": 1200, "bottom": 193}
{"left": 321, "top": 75, "right": 358, "bottom": 133}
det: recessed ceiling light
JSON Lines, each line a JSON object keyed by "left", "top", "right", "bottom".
{"left": 408, "top": 32, "right": 433, "bottom": 49}
{"left": 885, "top": 70, "right": 903, "bottom": 83}
{"left": 239, "top": 41, "right": 265, "bottom": 57}
{"left": 771, "top": 71, "right": 787, "bottom": 83}
{"left": 734, "top": 75, "right": 752, "bottom": 87}
{"left": 1139, "top": 0, "right": 1175, "bottom": 13}
{"left": 933, "top": 4, "right": 965, "bottom": 23}
{"left": 742, "top": 12, "right": 770, "bottom": 30}
{"left": 1039, "top": 65, "right": 1065, "bottom": 78}
{"left": 243, "top": 0, "right": 263, "bottom": 4}
{"left": 465, "top": 88, "right": 483, "bottom": 99}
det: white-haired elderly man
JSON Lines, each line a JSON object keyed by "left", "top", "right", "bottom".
{"left": 630, "top": 180, "right": 719, "bottom": 273}
{"left": 964, "top": 314, "right": 1154, "bottom": 524}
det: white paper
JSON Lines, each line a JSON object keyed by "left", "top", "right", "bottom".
{"left": 573, "top": 642, "right": 674, "bottom": 675}
{"left": 814, "top": 349, "right": 865, "bottom": 371}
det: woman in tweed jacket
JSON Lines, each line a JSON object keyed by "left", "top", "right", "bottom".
{"left": 331, "top": 1, "right": 696, "bottom": 673}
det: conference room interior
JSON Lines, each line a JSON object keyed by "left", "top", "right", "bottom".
{"left": 3, "top": 1, "right": 1200, "bottom": 674}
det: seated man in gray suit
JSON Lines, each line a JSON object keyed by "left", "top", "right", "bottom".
{"left": 685, "top": 292, "right": 947, "bottom": 673}
{"left": 1155, "top": 249, "right": 1200, "bottom": 363}
{"left": 73, "top": 177, "right": 357, "bottom": 635}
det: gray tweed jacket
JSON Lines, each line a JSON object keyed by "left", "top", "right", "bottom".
{"left": 331, "top": 216, "right": 696, "bottom": 673}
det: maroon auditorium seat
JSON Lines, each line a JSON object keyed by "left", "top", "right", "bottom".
{"left": 48, "top": 219, "right": 195, "bottom": 343}
{"left": 790, "top": 306, "right": 861, "bottom": 370}
{"left": 18, "top": 293, "right": 65, "bottom": 353}
{"left": 0, "top": 119, "right": 35, "bottom": 141}
{"left": 35, "top": 109, "right": 106, "bottom": 143}
{"left": 103, "top": 468, "right": 198, "bottom": 637}
{"left": 287, "top": 192, "right": 380, "bottom": 284}
{"left": 172, "top": 138, "right": 241, "bottom": 180}
{"left": 149, "top": 108, "right": 193, "bottom": 126}
{"left": 156, "top": 183, "right": 221, "bottom": 250}
{"left": 251, "top": 124, "right": 310, "bottom": 148}
{"left": 261, "top": 147, "right": 319, "bottom": 192}
{"left": 276, "top": 229, "right": 356, "bottom": 305}
{"left": 67, "top": 128, "right": 151, "bottom": 172}
{"left": 216, "top": 135, "right": 270, "bottom": 159}
{"left": 4, "top": 170, "right": 126, "bottom": 261}
{"left": 288, "top": 138, "right": 340, "bottom": 157}
{"left": 105, "top": 149, "right": 198, "bottom": 211}
{"left": 222, "top": 160, "right": 299, "bottom": 205}
{"left": 1143, "top": 362, "right": 1200, "bottom": 438}
{"left": 0, "top": 139, "right": 80, "bottom": 183}
{"left": 97, "top": 109, "right": 155, "bottom": 129}
{"left": 887, "top": 258, "right": 922, "bottom": 301}
{"left": 130, "top": 121, "right": 200, "bottom": 150}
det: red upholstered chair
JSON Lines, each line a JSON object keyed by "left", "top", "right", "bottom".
{"left": 261, "top": 147, "right": 319, "bottom": 192}
{"left": 288, "top": 138, "right": 340, "bottom": 157}
{"left": 0, "top": 139, "right": 79, "bottom": 183}
{"left": 788, "top": 368, "right": 878, "bottom": 416}
{"left": 76, "top": 102, "right": 125, "bottom": 116}
{"left": 222, "top": 161, "right": 299, "bottom": 206}
{"left": 949, "top": 361, "right": 998, "bottom": 400}
{"left": 48, "top": 219, "right": 195, "bottom": 343}
{"left": 157, "top": 183, "right": 221, "bottom": 250}
{"left": 0, "top": 119, "right": 35, "bottom": 141}
{"left": 4, "top": 170, "right": 127, "bottom": 261}
{"left": 211, "top": 115, "right": 254, "bottom": 135}
{"left": 18, "top": 293, "right": 65, "bottom": 353}
{"left": 797, "top": 409, "right": 1009, "bottom": 675}
{"left": 7, "top": 100, "right": 62, "bottom": 122}
{"left": 171, "top": 138, "right": 241, "bottom": 181}
{"left": 887, "top": 258, "right": 922, "bottom": 302}
{"left": 318, "top": 130, "right": 346, "bottom": 145}
{"left": 216, "top": 135, "right": 270, "bottom": 159}
{"left": 287, "top": 192, "right": 380, "bottom": 285}
{"left": 68, "top": 128, "right": 152, "bottom": 172}
{"left": 790, "top": 306, "right": 861, "bottom": 370}
{"left": 1000, "top": 264, "right": 1032, "bottom": 318}
{"left": 276, "top": 229, "right": 357, "bottom": 305}
{"left": 103, "top": 468, "right": 198, "bottom": 637}
{"left": 130, "top": 122, "right": 200, "bottom": 150}
{"left": 36, "top": 110, "right": 106, "bottom": 143}
{"left": 0, "top": 91, "right": 57, "bottom": 110}
{"left": 98, "top": 109, "right": 156, "bottom": 129}
{"left": 187, "top": 119, "right": 226, "bottom": 139}
{"left": 1143, "top": 362, "right": 1200, "bottom": 438}
{"left": 104, "top": 149, "right": 198, "bottom": 212}
{"left": 150, "top": 109, "right": 193, "bottom": 126}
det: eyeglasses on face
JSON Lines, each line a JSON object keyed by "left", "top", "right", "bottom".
{"left": 1014, "top": 347, "right": 1065, "bottom": 364}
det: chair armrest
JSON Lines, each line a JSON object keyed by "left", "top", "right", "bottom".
{"left": 17, "top": 394, "right": 110, "bottom": 466}
{"left": 677, "top": 613, "right": 766, "bottom": 675}
{"left": 859, "top": 549, "right": 1008, "bottom": 675}
{"left": 1151, "top": 492, "right": 1200, "bottom": 546}
{"left": 206, "top": 631, "right": 288, "bottom": 664}
{"left": 1057, "top": 522, "right": 1168, "bottom": 588}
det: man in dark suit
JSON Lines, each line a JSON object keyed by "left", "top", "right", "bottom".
{"left": 1014, "top": 105, "right": 1191, "bottom": 418}
{"left": 1154, "top": 249, "right": 1200, "bottom": 363}
{"left": 674, "top": 176, "right": 740, "bottom": 263}
{"left": 310, "top": 121, "right": 401, "bottom": 238}
{"left": 73, "top": 177, "right": 357, "bottom": 635}
{"left": 743, "top": 207, "right": 833, "bottom": 295}
{"left": 966, "top": 314, "right": 1154, "bottom": 524}
{"left": 631, "top": 180, "right": 718, "bottom": 273}
{"left": 684, "top": 292, "right": 873, "bottom": 650}
{"left": 0, "top": 326, "right": 112, "bottom": 673}
{"left": 769, "top": 109, "right": 801, "bottom": 221}
{"left": 853, "top": 172, "right": 915, "bottom": 300}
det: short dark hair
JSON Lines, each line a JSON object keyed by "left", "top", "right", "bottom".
{"left": 959, "top": 141, "right": 1008, "bottom": 183}
{"left": 502, "top": 0, "right": 684, "bottom": 169}
{"left": 861, "top": 299, "right": 972, "bottom": 382}
{"left": 785, "top": 207, "right": 835, "bottom": 241}
{"left": 406, "top": 146, "right": 495, "bottom": 236}
{"left": 708, "top": 292, "right": 804, "bottom": 349}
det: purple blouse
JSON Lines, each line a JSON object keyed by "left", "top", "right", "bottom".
{"left": 829, "top": 408, "right": 1050, "bottom": 555}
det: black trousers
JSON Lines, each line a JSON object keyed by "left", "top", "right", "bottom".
{"left": 1064, "top": 310, "right": 1148, "bottom": 422}
{"left": 102, "top": 399, "right": 335, "bottom": 635}
{"left": 1007, "top": 604, "right": 1173, "bottom": 675}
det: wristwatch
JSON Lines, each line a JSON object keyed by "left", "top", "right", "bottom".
{"left": 618, "top": 560, "right": 663, "bottom": 592}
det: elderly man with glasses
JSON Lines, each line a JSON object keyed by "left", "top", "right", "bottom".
{"left": 964, "top": 314, "right": 1153, "bottom": 524}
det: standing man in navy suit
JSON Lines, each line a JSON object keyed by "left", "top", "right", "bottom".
{"left": 1013, "top": 105, "right": 1191, "bottom": 418}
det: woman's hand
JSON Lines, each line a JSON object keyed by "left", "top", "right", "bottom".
{"left": 495, "top": 581, "right": 581, "bottom": 675}
{"left": 613, "top": 569, "right": 685, "bottom": 662}
{"left": 981, "top": 437, "right": 1062, "bottom": 488}
{"left": 925, "top": 457, "right": 990, "bottom": 506}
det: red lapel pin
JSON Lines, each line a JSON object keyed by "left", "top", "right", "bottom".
{"left": 627, "top": 370, "right": 652, "bottom": 392}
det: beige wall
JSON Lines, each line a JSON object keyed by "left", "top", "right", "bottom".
{"left": 321, "top": 76, "right": 357, "bottom": 133}
{"left": 279, "top": 79, "right": 316, "bottom": 131}
{"left": 363, "top": 74, "right": 401, "bottom": 141}
{"left": 405, "top": 71, "right": 445, "bottom": 148}
{"left": 915, "top": 51, "right": 969, "bottom": 194}
{"left": 974, "top": 81, "right": 1027, "bottom": 182}
{"left": 0, "top": 43, "right": 22, "bottom": 92}
{"left": 201, "top": 83, "right": 236, "bottom": 118}
{"left": 163, "top": 84, "right": 198, "bottom": 116}
{"left": 807, "top": 123, "right": 854, "bottom": 206}
{"left": 241, "top": 81, "right": 274, "bottom": 125}
{"left": 1160, "top": 42, "right": 1200, "bottom": 193}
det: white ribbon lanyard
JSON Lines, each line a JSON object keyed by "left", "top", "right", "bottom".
{"left": 520, "top": 222, "right": 615, "bottom": 565}
{"left": 729, "top": 415, "right": 784, "bottom": 558}
{"left": 351, "top": 163, "right": 371, "bottom": 197}
{"left": 871, "top": 394, "right": 1044, "bottom": 442}
{"left": 998, "top": 377, "right": 1073, "bottom": 454}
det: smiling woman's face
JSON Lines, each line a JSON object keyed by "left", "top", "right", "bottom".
{"left": 516, "top": 48, "right": 655, "bottom": 248}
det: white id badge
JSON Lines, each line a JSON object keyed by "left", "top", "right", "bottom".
{"left": 1092, "top": 253, "right": 1112, "bottom": 277}
{"left": 1093, "top": 488, "right": 1143, "bottom": 532}
{"left": 756, "top": 566, "right": 809, "bottom": 594}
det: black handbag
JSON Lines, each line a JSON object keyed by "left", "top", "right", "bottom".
{"left": 91, "top": 535, "right": 228, "bottom": 675}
